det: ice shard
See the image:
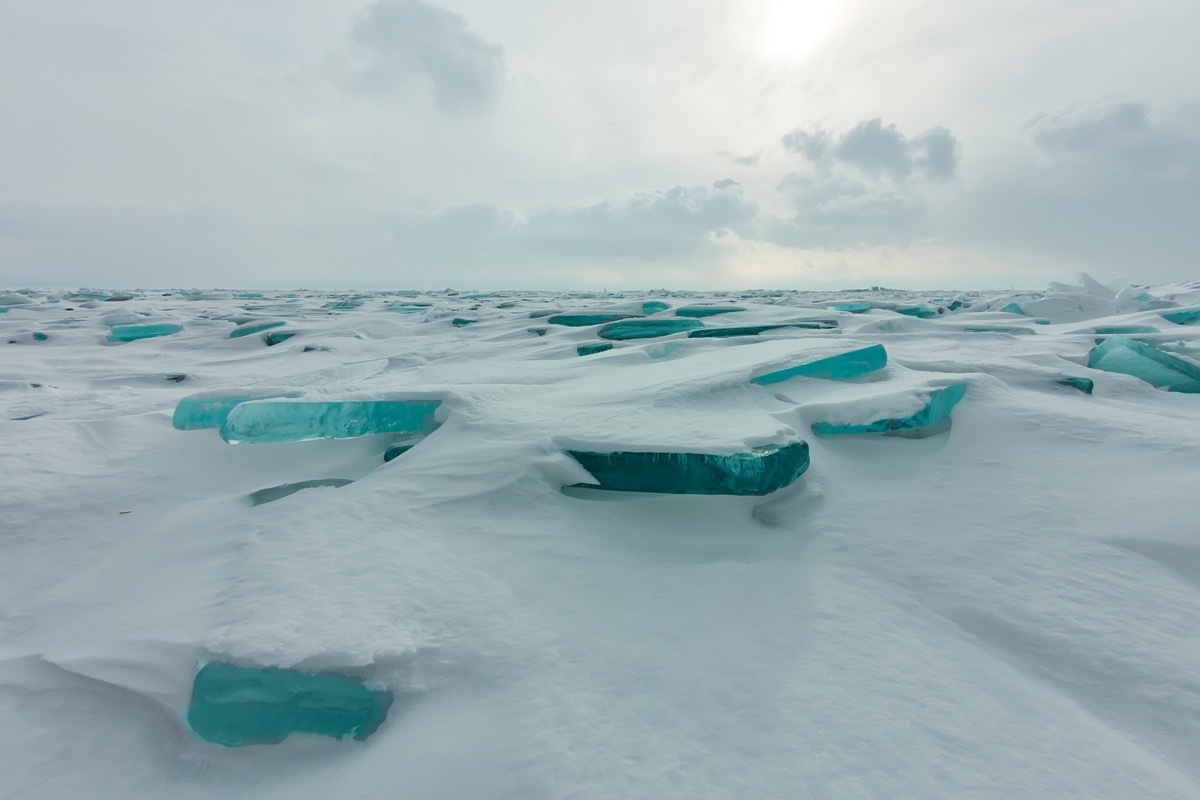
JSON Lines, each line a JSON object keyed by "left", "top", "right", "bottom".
{"left": 549, "top": 313, "right": 639, "bottom": 327}
{"left": 172, "top": 389, "right": 303, "bottom": 430}
{"left": 107, "top": 323, "right": 183, "bottom": 342}
{"left": 689, "top": 321, "right": 837, "bottom": 338}
{"left": 811, "top": 383, "right": 967, "bottom": 436}
{"left": 187, "top": 662, "right": 392, "bottom": 747}
{"left": 566, "top": 440, "right": 810, "bottom": 496}
{"left": 1162, "top": 307, "right": 1200, "bottom": 325}
{"left": 751, "top": 344, "right": 887, "bottom": 385}
{"left": 674, "top": 306, "right": 745, "bottom": 318}
{"left": 641, "top": 301, "right": 671, "bottom": 314}
{"left": 577, "top": 343, "right": 614, "bottom": 356}
{"left": 229, "top": 320, "right": 286, "bottom": 338}
{"left": 999, "top": 302, "right": 1027, "bottom": 316}
{"left": 248, "top": 478, "right": 353, "bottom": 506}
{"left": 221, "top": 398, "right": 442, "bottom": 443}
{"left": 1087, "top": 335, "right": 1200, "bottom": 393}
{"left": 263, "top": 331, "right": 296, "bottom": 346}
{"left": 597, "top": 318, "right": 703, "bottom": 340}
{"left": 826, "top": 302, "right": 871, "bottom": 313}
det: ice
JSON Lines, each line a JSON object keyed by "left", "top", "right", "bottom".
{"left": 811, "top": 383, "right": 968, "bottom": 436}
{"left": 641, "top": 300, "right": 671, "bottom": 314}
{"left": 106, "top": 323, "right": 183, "bottom": 342}
{"left": 597, "top": 318, "right": 703, "bottom": 340}
{"left": 229, "top": 320, "right": 286, "bottom": 338}
{"left": 1059, "top": 376, "right": 1095, "bottom": 394}
{"left": 674, "top": 305, "right": 744, "bottom": 317}
{"left": 1162, "top": 307, "right": 1200, "bottom": 325}
{"left": 567, "top": 440, "right": 810, "bottom": 495}
{"left": 577, "top": 342, "right": 614, "bottom": 356}
{"left": 1087, "top": 335, "right": 1200, "bottom": 393}
{"left": 263, "top": 330, "right": 296, "bottom": 346}
{"left": 963, "top": 326, "right": 1035, "bottom": 334}
{"left": 451, "top": 318, "right": 477, "bottom": 327}
{"left": 172, "top": 389, "right": 302, "bottom": 430}
{"left": 383, "top": 434, "right": 428, "bottom": 462}
{"left": 220, "top": 398, "right": 443, "bottom": 443}
{"left": 248, "top": 478, "right": 353, "bottom": 506}
{"left": 1093, "top": 325, "right": 1160, "bottom": 335}
{"left": 895, "top": 304, "right": 941, "bottom": 318}
{"left": 187, "top": 662, "right": 392, "bottom": 747}
{"left": 548, "top": 312, "right": 639, "bottom": 326}
{"left": 825, "top": 302, "right": 871, "bottom": 313}
{"left": 689, "top": 321, "right": 837, "bottom": 338}
{"left": 751, "top": 344, "right": 888, "bottom": 384}
{"left": 0, "top": 292, "right": 32, "bottom": 305}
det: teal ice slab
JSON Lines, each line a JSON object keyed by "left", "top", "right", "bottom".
{"left": 1087, "top": 335, "right": 1200, "bottom": 393}
{"left": 752, "top": 344, "right": 887, "bottom": 385}
{"left": 674, "top": 306, "right": 744, "bottom": 318}
{"left": 826, "top": 302, "right": 871, "bottom": 313}
{"left": 641, "top": 301, "right": 671, "bottom": 314}
{"left": 173, "top": 390, "right": 302, "bottom": 430}
{"left": 1058, "top": 376, "right": 1095, "bottom": 394}
{"left": 577, "top": 343, "right": 614, "bottom": 356}
{"left": 963, "top": 326, "right": 1034, "bottom": 334}
{"left": 567, "top": 441, "right": 810, "bottom": 496}
{"left": 896, "top": 305, "right": 940, "bottom": 319}
{"left": 460, "top": 293, "right": 492, "bottom": 299}
{"left": 598, "top": 318, "right": 702, "bottom": 340}
{"left": 389, "top": 306, "right": 429, "bottom": 313}
{"left": 187, "top": 662, "right": 392, "bottom": 747}
{"left": 221, "top": 399, "right": 442, "bottom": 443}
{"left": 999, "top": 303, "right": 1027, "bottom": 316}
{"left": 264, "top": 331, "right": 296, "bottom": 346}
{"left": 1094, "top": 326, "right": 1160, "bottom": 335}
{"left": 811, "top": 383, "right": 967, "bottom": 436}
{"left": 689, "top": 321, "right": 837, "bottom": 338}
{"left": 451, "top": 318, "right": 477, "bottom": 327}
{"left": 107, "top": 323, "right": 183, "bottom": 342}
{"left": 230, "top": 320, "right": 286, "bottom": 338}
{"left": 549, "top": 313, "right": 639, "bottom": 327}
{"left": 1161, "top": 308, "right": 1200, "bottom": 325}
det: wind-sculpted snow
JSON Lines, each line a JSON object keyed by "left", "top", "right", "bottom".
{"left": 3, "top": 276, "right": 1200, "bottom": 799}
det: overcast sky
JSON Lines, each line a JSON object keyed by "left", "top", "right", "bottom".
{"left": 1, "top": 0, "right": 1197, "bottom": 289}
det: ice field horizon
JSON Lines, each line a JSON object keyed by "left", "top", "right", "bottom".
{"left": 4, "top": 274, "right": 1200, "bottom": 798}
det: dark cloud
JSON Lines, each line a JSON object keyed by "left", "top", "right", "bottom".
{"left": 782, "top": 119, "right": 960, "bottom": 183}
{"left": 351, "top": 0, "right": 504, "bottom": 115}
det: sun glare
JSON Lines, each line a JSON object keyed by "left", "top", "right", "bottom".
{"left": 761, "top": 0, "right": 840, "bottom": 62}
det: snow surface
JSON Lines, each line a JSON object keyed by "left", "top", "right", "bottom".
{"left": 3, "top": 279, "right": 1200, "bottom": 798}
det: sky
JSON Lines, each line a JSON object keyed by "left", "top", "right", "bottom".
{"left": 1, "top": 0, "right": 1198, "bottom": 290}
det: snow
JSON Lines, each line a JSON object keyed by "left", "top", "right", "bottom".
{"left": 2, "top": 277, "right": 1200, "bottom": 798}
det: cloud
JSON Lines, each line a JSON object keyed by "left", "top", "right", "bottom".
{"left": 782, "top": 118, "right": 960, "bottom": 183}
{"left": 350, "top": 0, "right": 505, "bottom": 115}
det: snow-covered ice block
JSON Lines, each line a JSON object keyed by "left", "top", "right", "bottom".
{"left": 566, "top": 441, "right": 810, "bottom": 496}
{"left": 107, "top": 323, "right": 183, "bottom": 342}
{"left": 451, "top": 318, "right": 477, "bottom": 327}
{"left": 674, "top": 306, "right": 744, "bottom": 318}
{"left": 826, "top": 302, "right": 871, "bottom": 313}
{"left": 1161, "top": 307, "right": 1200, "bottom": 326}
{"left": 549, "top": 313, "right": 640, "bottom": 327}
{"left": 172, "top": 389, "right": 302, "bottom": 430}
{"left": 1087, "top": 335, "right": 1200, "bottom": 393}
{"left": 641, "top": 300, "right": 671, "bottom": 314}
{"left": 220, "top": 398, "right": 442, "bottom": 443}
{"left": 690, "top": 321, "right": 837, "bottom": 338}
{"left": 187, "top": 662, "right": 392, "bottom": 747}
{"left": 751, "top": 344, "right": 887, "bottom": 384}
{"left": 263, "top": 330, "right": 296, "bottom": 346}
{"left": 1058, "top": 376, "right": 1095, "bottom": 394}
{"left": 248, "top": 478, "right": 353, "bottom": 506}
{"left": 810, "top": 383, "right": 967, "bottom": 436}
{"left": 229, "top": 320, "right": 286, "bottom": 338}
{"left": 1093, "top": 325, "right": 1159, "bottom": 335}
{"left": 895, "top": 304, "right": 940, "bottom": 319}
{"left": 598, "top": 318, "right": 702, "bottom": 340}
{"left": 577, "top": 343, "right": 614, "bottom": 356}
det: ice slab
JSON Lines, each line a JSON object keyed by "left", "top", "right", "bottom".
{"left": 248, "top": 478, "right": 353, "bottom": 506}
{"left": 567, "top": 441, "right": 810, "bottom": 496}
{"left": 963, "top": 326, "right": 1034, "bottom": 335}
{"left": 751, "top": 344, "right": 887, "bottom": 384}
{"left": 107, "top": 323, "right": 183, "bottom": 342}
{"left": 229, "top": 320, "right": 286, "bottom": 339}
{"left": 1087, "top": 335, "right": 1200, "bottom": 393}
{"left": 895, "top": 305, "right": 940, "bottom": 319}
{"left": 1093, "top": 325, "right": 1160, "bottom": 335}
{"left": 674, "top": 306, "right": 745, "bottom": 318}
{"left": 451, "top": 318, "right": 477, "bottom": 327}
{"left": 689, "top": 321, "right": 837, "bottom": 338}
{"left": 549, "top": 313, "right": 639, "bottom": 327}
{"left": 187, "top": 662, "right": 392, "bottom": 747}
{"left": 826, "top": 302, "right": 871, "bottom": 313}
{"left": 1161, "top": 307, "right": 1200, "bottom": 325}
{"left": 172, "top": 389, "right": 302, "bottom": 430}
{"left": 577, "top": 343, "right": 614, "bottom": 356}
{"left": 221, "top": 398, "right": 443, "bottom": 443}
{"left": 1058, "top": 376, "right": 1095, "bottom": 394}
{"left": 598, "top": 318, "right": 703, "bottom": 340}
{"left": 811, "top": 383, "right": 967, "bottom": 436}
{"left": 641, "top": 301, "right": 671, "bottom": 314}
{"left": 263, "top": 331, "right": 296, "bottom": 346}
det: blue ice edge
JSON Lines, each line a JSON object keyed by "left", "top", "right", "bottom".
{"left": 107, "top": 323, "right": 183, "bottom": 342}
{"left": 187, "top": 662, "right": 392, "bottom": 747}
{"left": 566, "top": 441, "right": 810, "bottom": 496}
{"left": 1087, "top": 335, "right": 1200, "bottom": 393}
{"left": 172, "top": 389, "right": 302, "bottom": 430}
{"left": 811, "top": 383, "right": 967, "bottom": 436}
{"left": 221, "top": 398, "right": 443, "bottom": 443}
{"left": 751, "top": 344, "right": 887, "bottom": 385}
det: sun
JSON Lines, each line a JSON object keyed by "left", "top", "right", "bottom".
{"left": 760, "top": 0, "right": 841, "bottom": 62}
